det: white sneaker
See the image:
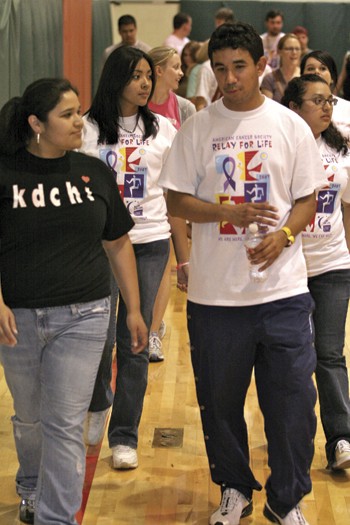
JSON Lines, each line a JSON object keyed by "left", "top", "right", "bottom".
{"left": 332, "top": 439, "right": 350, "bottom": 470}
{"left": 264, "top": 502, "right": 309, "bottom": 525}
{"left": 209, "top": 488, "right": 252, "bottom": 525}
{"left": 111, "top": 445, "right": 138, "bottom": 469}
{"left": 149, "top": 334, "right": 164, "bottom": 362}
{"left": 158, "top": 320, "right": 167, "bottom": 340}
{"left": 83, "top": 408, "right": 110, "bottom": 446}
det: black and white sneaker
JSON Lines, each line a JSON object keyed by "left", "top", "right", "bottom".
{"left": 19, "top": 497, "right": 35, "bottom": 524}
{"left": 331, "top": 439, "right": 350, "bottom": 470}
{"left": 263, "top": 502, "right": 309, "bottom": 525}
{"left": 209, "top": 488, "right": 253, "bottom": 525}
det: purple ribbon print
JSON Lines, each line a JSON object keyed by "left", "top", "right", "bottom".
{"left": 106, "top": 150, "right": 118, "bottom": 174}
{"left": 223, "top": 156, "right": 236, "bottom": 192}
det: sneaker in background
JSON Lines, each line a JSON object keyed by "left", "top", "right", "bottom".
{"left": 111, "top": 445, "right": 138, "bottom": 469}
{"left": 149, "top": 333, "right": 164, "bottom": 362}
{"left": 19, "top": 496, "right": 35, "bottom": 524}
{"left": 158, "top": 320, "right": 167, "bottom": 340}
{"left": 332, "top": 439, "right": 350, "bottom": 470}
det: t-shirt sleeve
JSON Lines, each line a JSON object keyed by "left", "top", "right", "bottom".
{"left": 292, "top": 132, "right": 328, "bottom": 201}
{"left": 341, "top": 156, "right": 350, "bottom": 203}
{"left": 158, "top": 121, "right": 198, "bottom": 195}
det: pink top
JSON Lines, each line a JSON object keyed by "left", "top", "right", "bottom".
{"left": 149, "top": 91, "right": 181, "bottom": 130}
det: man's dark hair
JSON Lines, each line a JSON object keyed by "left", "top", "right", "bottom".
{"left": 265, "top": 9, "right": 284, "bottom": 21}
{"left": 173, "top": 12, "right": 190, "bottom": 30}
{"left": 208, "top": 22, "right": 264, "bottom": 65}
{"left": 118, "top": 14, "right": 136, "bottom": 29}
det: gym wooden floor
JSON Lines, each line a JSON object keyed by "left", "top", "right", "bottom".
{"left": 1, "top": 264, "right": 350, "bottom": 525}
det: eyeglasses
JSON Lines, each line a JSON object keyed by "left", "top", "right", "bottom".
{"left": 283, "top": 47, "right": 301, "bottom": 52}
{"left": 302, "top": 96, "right": 338, "bottom": 108}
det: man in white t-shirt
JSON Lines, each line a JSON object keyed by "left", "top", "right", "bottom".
{"left": 260, "top": 9, "right": 285, "bottom": 69}
{"left": 159, "top": 22, "right": 325, "bottom": 525}
{"left": 163, "top": 12, "right": 192, "bottom": 55}
{"left": 102, "top": 14, "right": 151, "bottom": 67}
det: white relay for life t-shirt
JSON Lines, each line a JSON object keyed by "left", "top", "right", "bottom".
{"left": 159, "top": 97, "right": 326, "bottom": 306}
{"left": 302, "top": 136, "right": 350, "bottom": 277}
{"left": 81, "top": 113, "right": 176, "bottom": 244}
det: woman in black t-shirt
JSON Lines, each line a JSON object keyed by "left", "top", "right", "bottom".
{"left": 0, "top": 78, "right": 147, "bottom": 525}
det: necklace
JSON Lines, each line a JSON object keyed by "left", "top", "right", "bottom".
{"left": 119, "top": 115, "right": 140, "bottom": 135}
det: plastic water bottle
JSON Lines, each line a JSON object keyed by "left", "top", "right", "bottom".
{"left": 244, "top": 223, "right": 268, "bottom": 283}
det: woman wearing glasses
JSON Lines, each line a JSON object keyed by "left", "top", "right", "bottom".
{"left": 260, "top": 33, "right": 301, "bottom": 103}
{"left": 282, "top": 74, "right": 350, "bottom": 472}
{"left": 300, "top": 50, "right": 350, "bottom": 142}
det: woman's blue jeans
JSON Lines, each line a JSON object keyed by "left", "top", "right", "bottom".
{"left": 0, "top": 297, "right": 110, "bottom": 525}
{"left": 89, "top": 275, "right": 119, "bottom": 411}
{"left": 308, "top": 269, "right": 350, "bottom": 464}
{"left": 108, "top": 239, "right": 170, "bottom": 449}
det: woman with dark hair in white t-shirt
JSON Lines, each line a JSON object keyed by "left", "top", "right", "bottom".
{"left": 301, "top": 50, "right": 350, "bottom": 142}
{"left": 283, "top": 74, "right": 350, "bottom": 472}
{"left": 80, "top": 46, "right": 180, "bottom": 469}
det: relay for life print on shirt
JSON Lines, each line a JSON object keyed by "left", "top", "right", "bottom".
{"left": 212, "top": 136, "right": 271, "bottom": 239}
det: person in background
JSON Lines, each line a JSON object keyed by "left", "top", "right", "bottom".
{"left": 0, "top": 78, "right": 147, "bottom": 525}
{"left": 147, "top": 46, "right": 193, "bottom": 361}
{"left": 177, "top": 40, "right": 201, "bottom": 100}
{"left": 102, "top": 14, "right": 151, "bottom": 67}
{"left": 335, "top": 50, "right": 350, "bottom": 101}
{"left": 80, "top": 46, "right": 177, "bottom": 469}
{"left": 282, "top": 73, "right": 350, "bottom": 471}
{"left": 260, "top": 9, "right": 285, "bottom": 69}
{"left": 159, "top": 22, "right": 325, "bottom": 525}
{"left": 292, "top": 26, "right": 312, "bottom": 60}
{"left": 195, "top": 7, "right": 235, "bottom": 64}
{"left": 163, "top": 12, "right": 192, "bottom": 55}
{"left": 301, "top": 50, "right": 350, "bottom": 141}
{"left": 148, "top": 46, "right": 195, "bottom": 129}
{"left": 194, "top": 8, "right": 235, "bottom": 111}
{"left": 261, "top": 33, "right": 301, "bottom": 103}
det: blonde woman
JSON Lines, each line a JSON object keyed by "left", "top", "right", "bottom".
{"left": 147, "top": 46, "right": 194, "bottom": 361}
{"left": 261, "top": 33, "right": 301, "bottom": 103}
{"left": 148, "top": 46, "right": 195, "bottom": 129}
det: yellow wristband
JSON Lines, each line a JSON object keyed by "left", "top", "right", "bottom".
{"left": 281, "top": 226, "right": 295, "bottom": 247}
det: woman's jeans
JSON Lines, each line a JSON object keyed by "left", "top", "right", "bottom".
{"left": 308, "top": 269, "right": 350, "bottom": 464}
{"left": 89, "top": 275, "right": 119, "bottom": 411}
{"left": 108, "top": 239, "right": 170, "bottom": 449}
{"left": 0, "top": 297, "right": 110, "bottom": 525}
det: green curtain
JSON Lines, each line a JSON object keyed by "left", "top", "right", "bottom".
{"left": 0, "top": 0, "right": 62, "bottom": 109}
{"left": 0, "top": 0, "right": 20, "bottom": 107}
{"left": 92, "top": 0, "right": 113, "bottom": 98}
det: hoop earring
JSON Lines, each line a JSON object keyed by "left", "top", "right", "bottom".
{"left": 36, "top": 133, "right": 40, "bottom": 144}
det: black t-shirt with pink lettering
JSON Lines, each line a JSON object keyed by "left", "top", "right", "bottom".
{"left": 0, "top": 149, "right": 134, "bottom": 308}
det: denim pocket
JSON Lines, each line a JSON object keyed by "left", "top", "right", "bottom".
{"left": 71, "top": 297, "right": 110, "bottom": 317}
